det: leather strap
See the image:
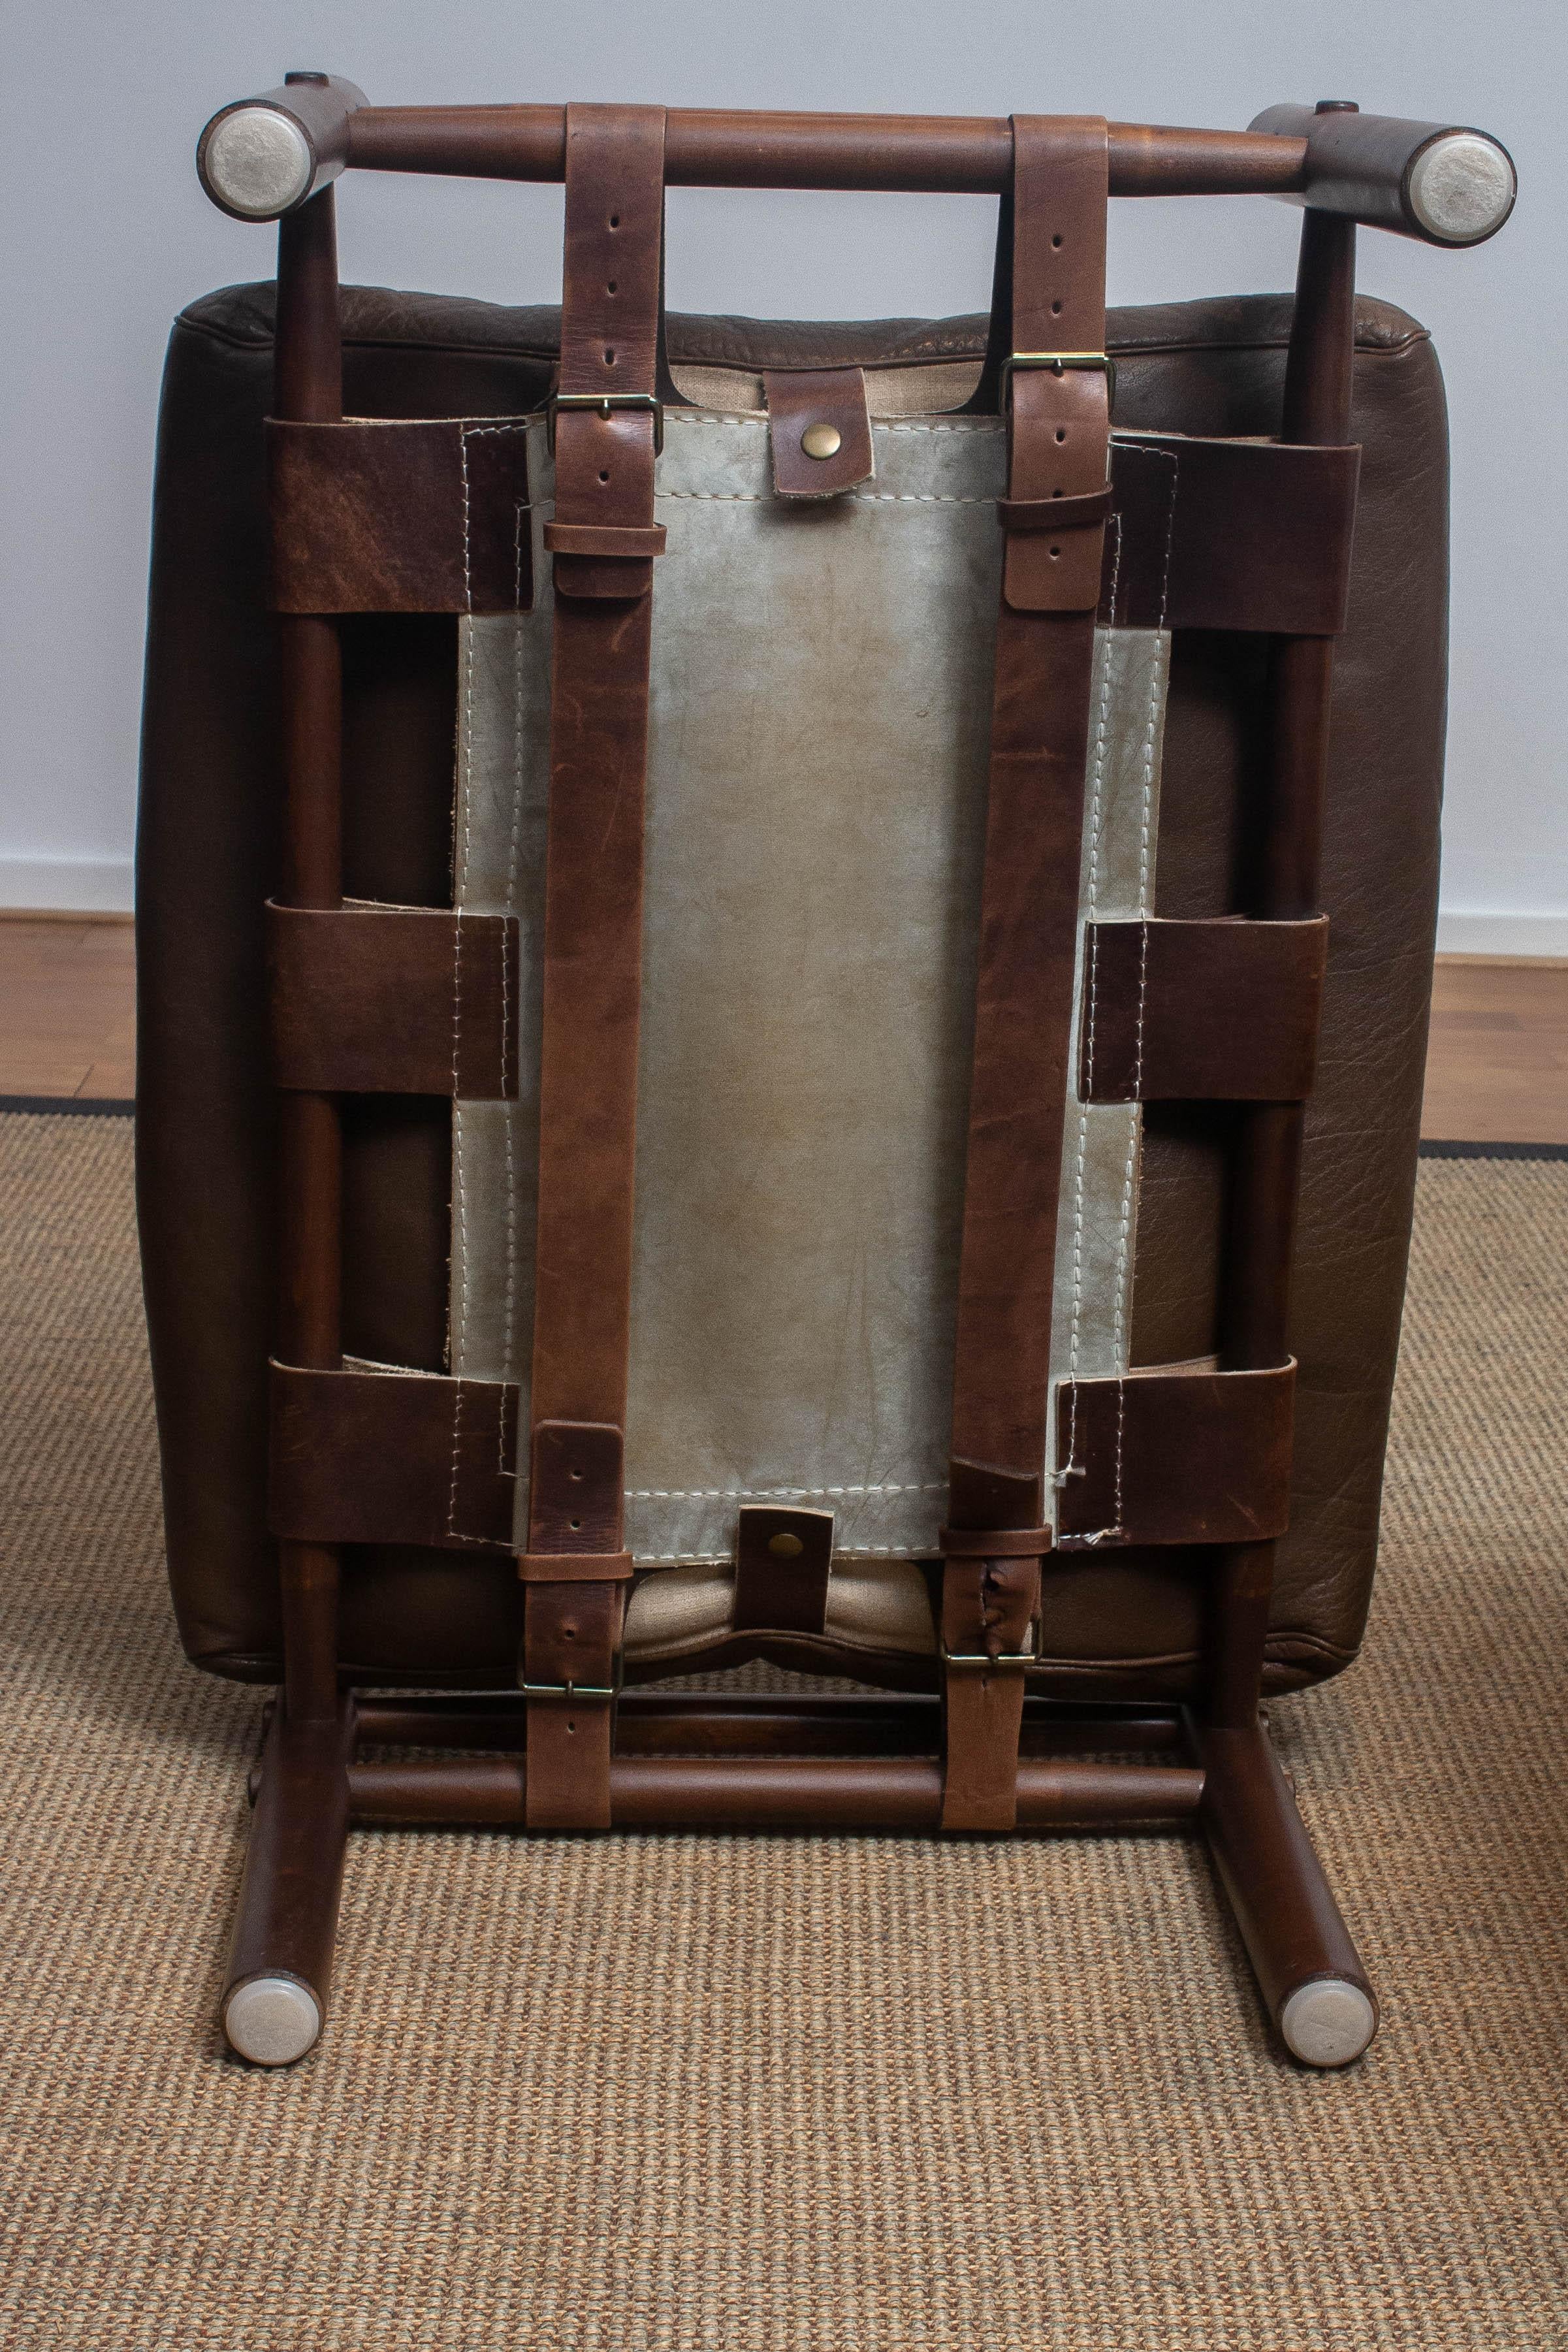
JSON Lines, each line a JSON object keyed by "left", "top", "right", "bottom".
{"left": 997, "top": 487, "right": 1112, "bottom": 534}
{"left": 941, "top": 118, "right": 1111, "bottom": 1833}
{"left": 522, "top": 105, "right": 667, "bottom": 1830}
{"left": 268, "top": 1362, "right": 518, "bottom": 1549}
{"left": 267, "top": 901, "right": 519, "bottom": 1098}
{"left": 1056, "top": 1364, "right": 1298, "bottom": 1547}
{"left": 267, "top": 419, "right": 534, "bottom": 615}
{"left": 1079, "top": 916, "right": 1330, "bottom": 1103}
{"left": 938, "top": 1524, "right": 1055, "bottom": 1558}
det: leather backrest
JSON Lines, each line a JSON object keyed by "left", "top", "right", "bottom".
{"left": 136, "top": 283, "right": 1447, "bottom": 1695}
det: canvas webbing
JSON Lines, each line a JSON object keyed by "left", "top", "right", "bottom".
{"left": 519, "top": 103, "right": 668, "bottom": 1829}
{"left": 941, "top": 116, "right": 1113, "bottom": 1831}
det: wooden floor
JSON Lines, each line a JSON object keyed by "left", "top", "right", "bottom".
{"left": 1, "top": 914, "right": 1565, "bottom": 1143}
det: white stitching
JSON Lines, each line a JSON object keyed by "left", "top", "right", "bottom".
{"left": 494, "top": 496, "right": 527, "bottom": 1472}
{"left": 1066, "top": 443, "right": 1179, "bottom": 1544}
{"left": 625, "top": 1479, "right": 946, "bottom": 1502}
{"left": 1057, "top": 517, "right": 1123, "bottom": 1498}
{"left": 626, "top": 1547, "right": 931, "bottom": 1565}
{"left": 446, "top": 429, "right": 477, "bottom": 1537}
{"left": 654, "top": 489, "right": 996, "bottom": 505}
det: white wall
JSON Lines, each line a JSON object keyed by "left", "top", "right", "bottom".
{"left": 1, "top": 1, "right": 1560, "bottom": 946}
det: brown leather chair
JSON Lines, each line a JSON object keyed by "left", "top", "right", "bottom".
{"left": 137, "top": 83, "right": 1515, "bottom": 2068}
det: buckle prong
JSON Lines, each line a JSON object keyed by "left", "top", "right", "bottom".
{"left": 1000, "top": 351, "right": 1117, "bottom": 415}
{"left": 547, "top": 389, "right": 665, "bottom": 455}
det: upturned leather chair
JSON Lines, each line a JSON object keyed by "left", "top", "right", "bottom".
{"left": 136, "top": 82, "right": 1516, "bottom": 2067}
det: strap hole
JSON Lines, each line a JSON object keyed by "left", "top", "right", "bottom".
{"left": 569, "top": 1468, "right": 584, "bottom": 1480}
{"left": 1051, "top": 233, "right": 1063, "bottom": 248}
{"left": 607, "top": 280, "right": 617, "bottom": 293}
{"left": 609, "top": 214, "right": 619, "bottom": 228}
{"left": 1055, "top": 428, "right": 1066, "bottom": 443}
{"left": 1051, "top": 300, "right": 1063, "bottom": 315}
{"left": 566, "top": 1719, "right": 577, "bottom": 1734}
{"left": 1049, "top": 546, "right": 1061, "bottom": 558}
{"left": 604, "top": 347, "right": 616, "bottom": 364}
{"left": 598, "top": 470, "right": 609, "bottom": 483}
{"left": 570, "top": 1517, "right": 582, "bottom": 1530}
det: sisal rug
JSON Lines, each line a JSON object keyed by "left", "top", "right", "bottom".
{"left": 1, "top": 1110, "right": 1564, "bottom": 2351}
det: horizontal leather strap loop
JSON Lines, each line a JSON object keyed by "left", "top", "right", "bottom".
{"left": 1056, "top": 1362, "right": 1297, "bottom": 1548}
{"left": 269, "top": 1362, "right": 519, "bottom": 1550}
{"left": 551, "top": 553, "right": 655, "bottom": 602}
{"left": 1101, "top": 434, "right": 1360, "bottom": 634}
{"left": 542, "top": 519, "right": 669, "bottom": 558}
{"left": 997, "top": 487, "right": 1113, "bottom": 533}
{"left": 517, "top": 1551, "right": 635, "bottom": 1583}
{"left": 267, "top": 419, "right": 533, "bottom": 615}
{"left": 938, "top": 1526, "right": 1055, "bottom": 1558}
{"left": 267, "top": 901, "right": 519, "bottom": 1099}
{"left": 1080, "top": 917, "right": 1328, "bottom": 1103}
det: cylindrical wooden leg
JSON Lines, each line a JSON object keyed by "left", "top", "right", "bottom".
{"left": 222, "top": 1700, "right": 354, "bottom": 2066}
{"left": 1192, "top": 1713, "right": 1377, "bottom": 2068}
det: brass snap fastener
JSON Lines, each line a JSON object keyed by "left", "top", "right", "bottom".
{"left": 768, "top": 1531, "right": 805, "bottom": 1558}
{"left": 800, "top": 421, "right": 842, "bottom": 461}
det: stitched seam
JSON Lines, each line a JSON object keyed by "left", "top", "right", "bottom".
{"left": 628, "top": 1547, "right": 930, "bottom": 1566}
{"left": 1070, "top": 443, "right": 1178, "bottom": 1545}
{"left": 1058, "top": 515, "right": 1123, "bottom": 1504}
{"left": 626, "top": 1480, "right": 946, "bottom": 1502}
{"left": 654, "top": 489, "right": 997, "bottom": 505}
{"left": 494, "top": 496, "right": 527, "bottom": 1474}
{"left": 446, "top": 428, "right": 477, "bottom": 1539}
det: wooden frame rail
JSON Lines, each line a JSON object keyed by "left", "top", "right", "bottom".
{"left": 199, "top": 82, "right": 1514, "bottom": 246}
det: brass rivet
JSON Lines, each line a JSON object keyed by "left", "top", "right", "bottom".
{"left": 800, "top": 421, "right": 842, "bottom": 461}
{"left": 768, "top": 1530, "right": 805, "bottom": 1558}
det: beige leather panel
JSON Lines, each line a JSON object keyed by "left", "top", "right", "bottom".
{"left": 451, "top": 413, "right": 1169, "bottom": 1617}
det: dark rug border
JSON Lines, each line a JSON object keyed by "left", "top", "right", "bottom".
{"left": 0, "top": 1096, "right": 135, "bottom": 1118}
{"left": 1418, "top": 1138, "right": 1568, "bottom": 1161}
{"left": 3, "top": 1100, "right": 1564, "bottom": 1160}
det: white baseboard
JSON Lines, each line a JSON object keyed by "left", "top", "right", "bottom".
{"left": 0, "top": 856, "right": 133, "bottom": 914}
{"left": 1435, "top": 910, "right": 1568, "bottom": 959}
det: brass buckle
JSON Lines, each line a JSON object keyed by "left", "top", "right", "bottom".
{"left": 547, "top": 389, "right": 665, "bottom": 455}
{"left": 940, "top": 1644, "right": 1034, "bottom": 1673}
{"left": 1000, "top": 351, "right": 1116, "bottom": 415}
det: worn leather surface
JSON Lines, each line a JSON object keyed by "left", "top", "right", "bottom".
{"left": 522, "top": 105, "right": 668, "bottom": 1830}
{"left": 1081, "top": 916, "right": 1328, "bottom": 1103}
{"left": 138, "top": 278, "right": 1448, "bottom": 1696}
{"left": 269, "top": 1361, "right": 519, "bottom": 1548}
{"left": 733, "top": 1507, "right": 835, "bottom": 1634}
{"left": 763, "top": 366, "right": 875, "bottom": 497}
{"left": 1055, "top": 1361, "right": 1298, "bottom": 1546}
{"left": 268, "top": 418, "right": 533, "bottom": 613}
{"left": 267, "top": 901, "right": 519, "bottom": 1097}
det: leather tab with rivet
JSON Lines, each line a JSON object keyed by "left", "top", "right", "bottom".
{"left": 763, "top": 367, "right": 875, "bottom": 498}
{"left": 733, "top": 1506, "right": 835, "bottom": 1634}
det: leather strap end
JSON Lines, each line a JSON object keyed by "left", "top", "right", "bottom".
{"left": 517, "top": 1550, "right": 635, "bottom": 1584}
{"left": 543, "top": 519, "right": 668, "bottom": 560}
{"left": 938, "top": 1525, "right": 1053, "bottom": 1559}
{"left": 997, "top": 487, "right": 1112, "bottom": 534}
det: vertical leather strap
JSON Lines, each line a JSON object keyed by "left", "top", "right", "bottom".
{"left": 942, "top": 117, "right": 1112, "bottom": 1832}
{"left": 522, "top": 103, "right": 667, "bottom": 1829}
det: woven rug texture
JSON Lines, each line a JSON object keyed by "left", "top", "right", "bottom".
{"left": 0, "top": 1111, "right": 1564, "bottom": 2351}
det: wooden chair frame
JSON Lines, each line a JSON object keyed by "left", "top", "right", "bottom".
{"left": 193, "top": 83, "right": 1514, "bottom": 2070}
